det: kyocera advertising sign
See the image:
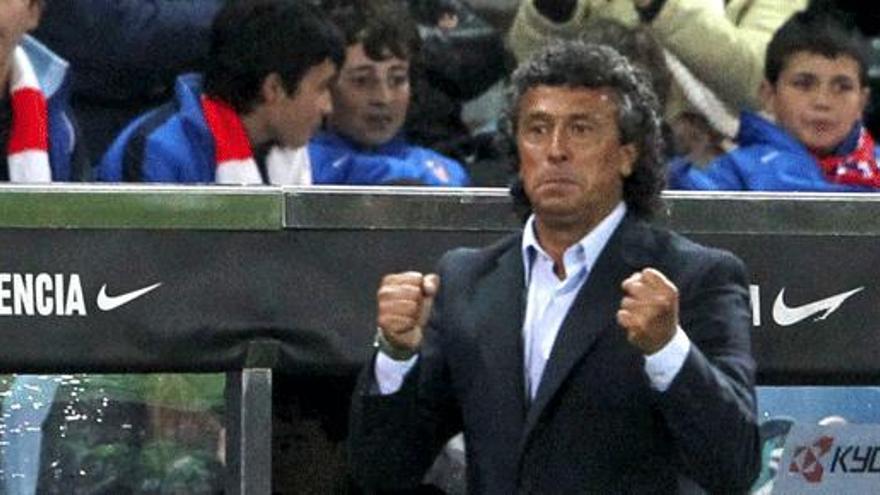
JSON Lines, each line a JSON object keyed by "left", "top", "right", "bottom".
{"left": 774, "top": 425, "right": 880, "bottom": 494}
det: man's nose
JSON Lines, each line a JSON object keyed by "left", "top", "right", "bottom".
{"left": 547, "top": 127, "right": 570, "bottom": 163}
{"left": 370, "top": 81, "right": 394, "bottom": 105}
{"left": 812, "top": 84, "right": 834, "bottom": 109}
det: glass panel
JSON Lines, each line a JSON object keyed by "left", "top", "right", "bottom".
{"left": 0, "top": 373, "right": 225, "bottom": 495}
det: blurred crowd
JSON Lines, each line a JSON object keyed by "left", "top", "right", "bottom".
{"left": 3, "top": 0, "right": 878, "bottom": 193}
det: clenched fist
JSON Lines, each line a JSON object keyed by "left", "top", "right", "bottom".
{"left": 376, "top": 271, "right": 439, "bottom": 354}
{"left": 616, "top": 267, "right": 679, "bottom": 355}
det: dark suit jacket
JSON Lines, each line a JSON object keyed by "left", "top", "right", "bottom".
{"left": 350, "top": 215, "right": 760, "bottom": 494}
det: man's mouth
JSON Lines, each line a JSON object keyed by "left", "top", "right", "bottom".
{"left": 537, "top": 176, "right": 577, "bottom": 189}
{"left": 809, "top": 119, "right": 836, "bottom": 134}
{"left": 365, "top": 114, "right": 393, "bottom": 127}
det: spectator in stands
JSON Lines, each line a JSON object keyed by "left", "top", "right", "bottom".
{"left": 669, "top": 9, "right": 880, "bottom": 191}
{"left": 508, "top": 0, "right": 808, "bottom": 139}
{"left": 0, "top": 0, "right": 85, "bottom": 182}
{"left": 575, "top": 18, "right": 692, "bottom": 161}
{"left": 811, "top": 0, "right": 880, "bottom": 139}
{"left": 668, "top": 111, "right": 727, "bottom": 168}
{"left": 405, "top": 0, "right": 512, "bottom": 183}
{"left": 1, "top": 2, "right": 86, "bottom": 492}
{"left": 578, "top": 19, "right": 670, "bottom": 112}
{"left": 433, "top": 0, "right": 460, "bottom": 31}
{"left": 33, "top": 0, "right": 223, "bottom": 162}
{"left": 290, "top": 1, "right": 469, "bottom": 186}
{"left": 94, "top": 0, "right": 344, "bottom": 184}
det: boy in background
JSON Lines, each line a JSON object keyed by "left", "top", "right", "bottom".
{"left": 670, "top": 9, "right": 880, "bottom": 191}
{"left": 292, "top": 1, "right": 469, "bottom": 186}
{"left": 96, "top": 0, "right": 343, "bottom": 184}
{"left": 0, "top": 0, "right": 84, "bottom": 182}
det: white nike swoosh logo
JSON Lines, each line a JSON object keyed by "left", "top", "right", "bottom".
{"left": 772, "top": 287, "right": 863, "bottom": 326}
{"left": 96, "top": 282, "right": 162, "bottom": 311}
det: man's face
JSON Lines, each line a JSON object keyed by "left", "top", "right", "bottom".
{"left": 0, "top": 0, "right": 40, "bottom": 79}
{"left": 268, "top": 59, "right": 337, "bottom": 149}
{"left": 517, "top": 85, "right": 636, "bottom": 229}
{"left": 762, "top": 52, "right": 869, "bottom": 155}
{"left": 328, "top": 42, "right": 410, "bottom": 147}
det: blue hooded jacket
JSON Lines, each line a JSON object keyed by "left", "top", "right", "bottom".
{"left": 669, "top": 111, "right": 880, "bottom": 192}
{"left": 96, "top": 73, "right": 215, "bottom": 182}
{"left": 307, "top": 131, "right": 469, "bottom": 186}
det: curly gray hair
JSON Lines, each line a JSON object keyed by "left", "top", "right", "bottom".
{"left": 506, "top": 40, "right": 666, "bottom": 219}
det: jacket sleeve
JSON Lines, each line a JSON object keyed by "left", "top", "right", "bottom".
{"left": 657, "top": 249, "right": 760, "bottom": 493}
{"left": 418, "top": 0, "right": 512, "bottom": 100}
{"left": 348, "top": 256, "right": 464, "bottom": 491}
{"left": 668, "top": 152, "right": 747, "bottom": 191}
{"left": 507, "top": 0, "right": 638, "bottom": 63}
{"left": 95, "top": 112, "right": 193, "bottom": 183}
{"left": 66, "top": 113, "right": 91, "bottom": 182}
{"left": 649, "top": 0, "right": 808, "bottom": 112}
{"left": 95, "top": 126, "right": 132, "bottom": 182}
{"left": 47, "top": 93, "right": 89, "bottom": 182}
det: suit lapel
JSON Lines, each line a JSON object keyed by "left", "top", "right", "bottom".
{"left": 519, "top": 216, "right": 654, "bottom": 448}
{"left": 476, "top": 237, "right": 529, "bottom": 428}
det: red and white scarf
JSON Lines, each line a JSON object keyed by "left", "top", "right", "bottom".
{"left": 7, "top": 46, "right": 51, "bottom": 182}
{"left": 817, "top": 126, "right": 880, "bottom": 189}
{"left": 200, "top": 94, "right": 263, "bottom": 184}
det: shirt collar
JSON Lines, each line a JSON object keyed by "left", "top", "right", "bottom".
{"left": 521, "top": 202, "right": 627, "bottom": 286}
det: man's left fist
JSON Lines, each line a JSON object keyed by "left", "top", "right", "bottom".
{"left": 616, "top": 267, "right": 679, "bottom": 355}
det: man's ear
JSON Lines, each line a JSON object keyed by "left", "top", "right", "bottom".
{"left": 25, "top": 0, "right": 43, "bottom": 31}
{"left": 859, "top": 85, "right": 871, "bottom": 115}
{"left": 618, "top": 143, "right": 637, "bottom": 178}
{"left": 259, "top": 73, "right": 286, "bottom": 105}
{"left": 759, "top": 79, "right": 776, "bottom": 115}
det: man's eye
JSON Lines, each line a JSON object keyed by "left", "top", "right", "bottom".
{"left": 791, "top": 79, "right": 814, "bottom": 90}
{"left": 389, "top": 75, "right": 409, "bottom": 87}
{"left": 570, "top": 123, "right": 591, "bottom": 136}
{"left": 350, "top": 76, "right": 373, "bottom": 87}
{"left": 832, "top": 80, "right": 856, "bottom": 93}
{"left": 527, "top": 124, "right": 547, "bottom": 135}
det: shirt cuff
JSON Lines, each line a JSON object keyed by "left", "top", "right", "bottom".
{"left": 374, "top": 351, "right": 419, "bottom": 395}
{"left": 644, "top": 325, "right": 690, "bottom": 392}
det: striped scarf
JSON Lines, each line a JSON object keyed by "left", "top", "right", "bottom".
{"left": 200, "top": 94, "right": 263, "bottom": 184}
{"left": 817, "top": 126, "right": 880, "bottom": 189}
{"left": 7, "top": 46, "right": 51, "bottom": 182}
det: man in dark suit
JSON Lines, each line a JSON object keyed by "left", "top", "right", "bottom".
{"left": 349, "top": 40, "right": 760, "bottom": 494}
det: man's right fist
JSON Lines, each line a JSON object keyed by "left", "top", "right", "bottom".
{"left": 376, "top": 271, "right": 439, "bottom": 353}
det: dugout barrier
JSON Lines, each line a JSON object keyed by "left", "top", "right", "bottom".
{"left": 0, "top": 185, "right": 877, "bottom": 493}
